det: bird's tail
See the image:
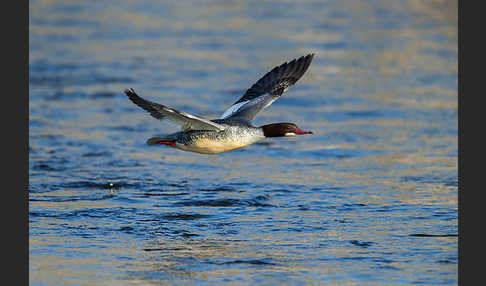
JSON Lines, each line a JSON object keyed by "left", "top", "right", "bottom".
{"left": 146, "top": 137, "right": 176, "bottom": 147}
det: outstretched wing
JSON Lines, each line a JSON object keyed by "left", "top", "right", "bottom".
{"left": 125, "top": 88, "right": 225, "bottom": 132}
{"left": 220, "top": 54, "right": 314, "bottom": 123}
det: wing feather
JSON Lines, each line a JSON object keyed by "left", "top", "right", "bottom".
{"left": 220, "top": 54, "right": 314, "bottom": 122}
{"left": 125, "top": 88, "right": 225, "bottom": 132}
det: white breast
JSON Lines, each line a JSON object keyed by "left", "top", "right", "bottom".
{"left": 177, "top": 127, "right": 265, "bottom": 154}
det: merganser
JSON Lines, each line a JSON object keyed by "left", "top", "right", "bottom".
{"left": 125, "top": 54, "right": 314, "bottom": 154}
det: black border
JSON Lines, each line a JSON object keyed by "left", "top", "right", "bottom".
{"left": 7, "top": 0, "right": 28, "bottom": 285}
{"left": 458, "top": 1, "right": 479, "bottom": 285}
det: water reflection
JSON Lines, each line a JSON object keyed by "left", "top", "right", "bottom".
{"left": 30, "top": 0, "right": 457, "bottom": 285}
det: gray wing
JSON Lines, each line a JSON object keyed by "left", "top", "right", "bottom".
{"left": 125, "top": 88, "right": 225, "bottom": 132}
{"left": 220, "top": 54, "right": 314, "bottom": 123}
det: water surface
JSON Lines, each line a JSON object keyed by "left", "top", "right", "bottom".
{"left": 30, "top": 0, "right": 458, "bottom": 285}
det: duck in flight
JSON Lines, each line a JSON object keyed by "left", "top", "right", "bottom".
{"left": 125, "top": 54, "right": 314, "bottom": 154}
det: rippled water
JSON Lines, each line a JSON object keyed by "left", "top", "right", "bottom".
{"left": 30, "top": 0, "right": 457, "bottom": 285}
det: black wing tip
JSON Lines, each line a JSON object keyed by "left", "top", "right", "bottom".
{"left": 287, "top": 53, "right": 315, "bottom": 63}
{"left": 296, "top": 53, "right": 315, "bottom": 67}
{"left": 124, "top": 88, "right": 143, "bottom": 105}
{"left": 300, "top": 53, "right": 315, "bottom": 64}
{"left": 124, "top": 88, "right": 137, "bottom": 96}
{"left": 275, "top": 53, "right": 315, "bottom": 72}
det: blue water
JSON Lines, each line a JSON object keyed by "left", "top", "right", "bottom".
{"left": 30, "top": 0, "right": 457, "bottom": 285}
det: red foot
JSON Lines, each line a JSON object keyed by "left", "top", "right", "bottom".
{"left": 156, "top": 141, "right": 176, "bottom": 147}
